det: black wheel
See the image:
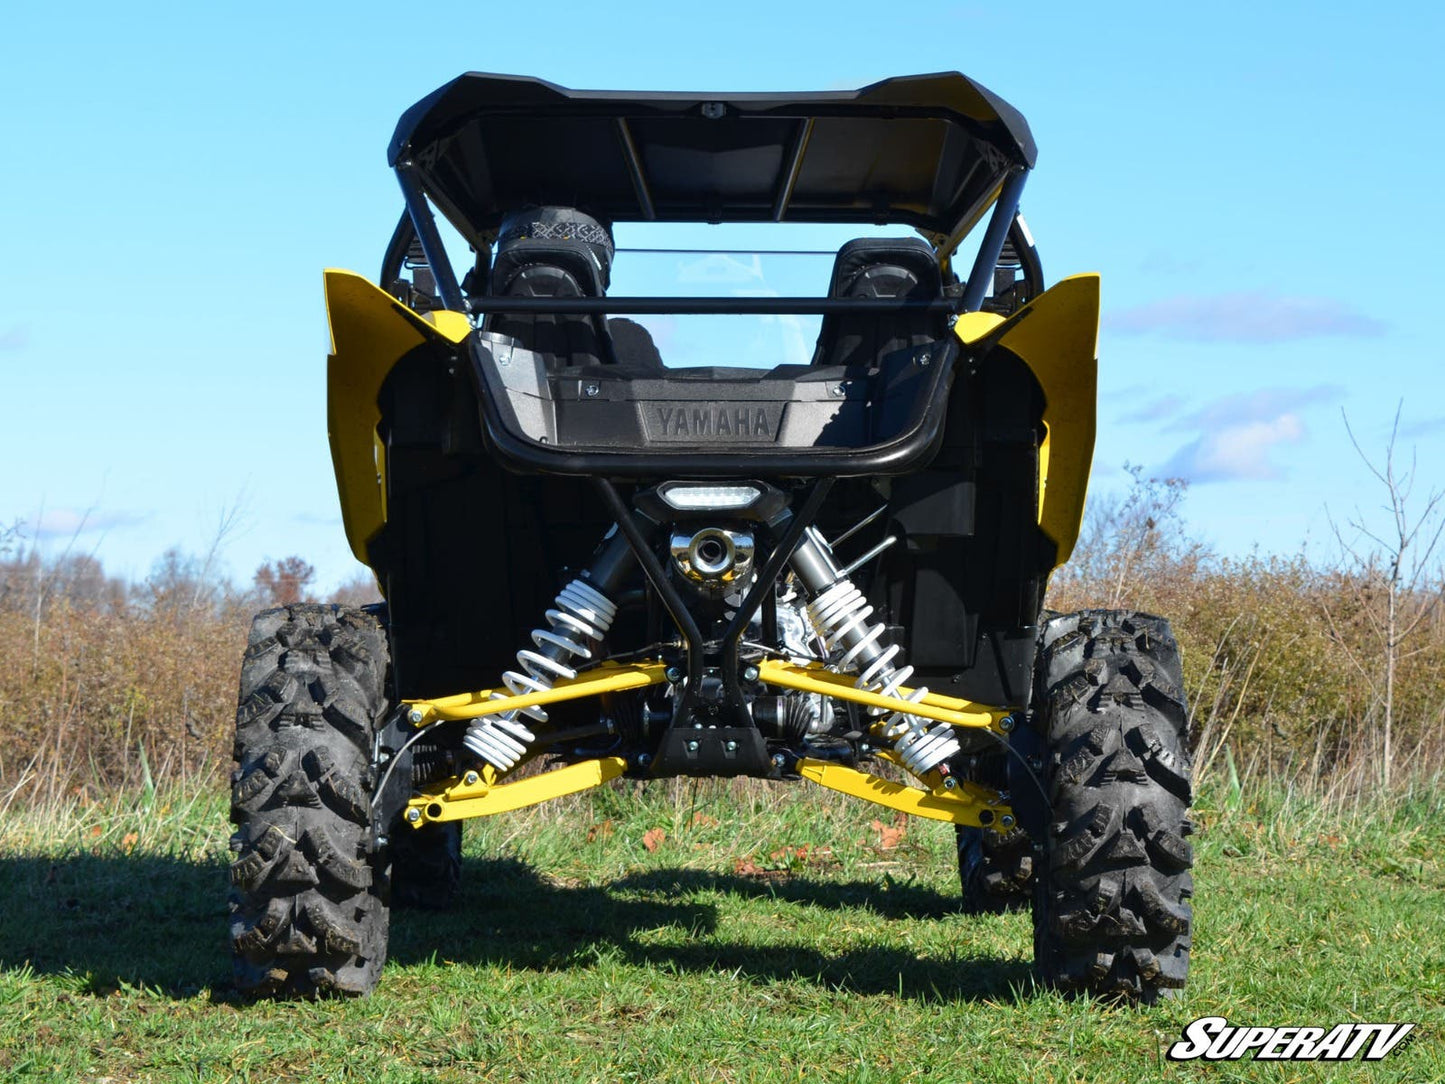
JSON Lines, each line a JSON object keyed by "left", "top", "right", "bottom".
{"left": 391, "top": 821, "right": 462, "bottom": 909}
{"left": 956, "top": 823, "right": 1034, "bottom": 912}
{"left": 228, "top": 604, "right": 391, "bottom": 997}
{"left": 1031, "top": 609, "right": 1193, "bottom": 1001}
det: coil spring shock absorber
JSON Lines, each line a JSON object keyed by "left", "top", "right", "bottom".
{"left": 462, "top": 578, "right": 619, "bottom": 772}
{"left": 789, "top": 527, "right": 960, "bottom": 778}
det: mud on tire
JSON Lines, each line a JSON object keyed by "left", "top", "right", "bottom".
{"left": 1032, "top": 609, "right": 1193, "bottom": 1001}
{"left": 229, "top": 604, "right": 391, "bottom": 997}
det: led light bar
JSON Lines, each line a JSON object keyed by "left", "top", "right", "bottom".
{"left": 657, "top": 483, "right": 762, "bottom": 512}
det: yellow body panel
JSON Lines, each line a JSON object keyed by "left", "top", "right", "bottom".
{"left": 324, "top": 269, "right": 469, "bottom": 564}
{"left": 409, "top": 757, "right": 628, "bottom": 825}
{"left": 953, "top": 274, "right": 1100, "bottom": 567}
{"left": 795, "top": 759, "right": 1011, "bottom": 827}
{"left": 950, "top": 310, "right": 1006, "bottom": 342}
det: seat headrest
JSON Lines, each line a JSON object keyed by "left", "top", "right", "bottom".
{"left": 830, "top": 237, "right": 941, "bottom": 299}
{"left": 492, "top": 240, "right": 602, "bottom": 298}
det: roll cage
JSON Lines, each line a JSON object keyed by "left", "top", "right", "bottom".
{"left": 379, "top": 71, "right": 1043, "bottom": 323}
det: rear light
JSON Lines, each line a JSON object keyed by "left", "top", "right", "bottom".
{"left": 657, "top": 483, "right": 762, "bottom": 512}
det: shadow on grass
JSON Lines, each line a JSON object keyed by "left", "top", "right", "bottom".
{"left": 0, "top": 854, "right": 1030, "bottom": 1004}
{"left": 393, "top": 858, "right": 1030, "bottom": 1003}
{"left": 0, "top": 852, "right": 230, "bottom": 1000}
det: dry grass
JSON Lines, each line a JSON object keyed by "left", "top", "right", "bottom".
{"left": 1050, "top": 471, "right": 1445, "bottom": 800}
{"left": 0, "top": 573, "right": 249, "bottom": 809}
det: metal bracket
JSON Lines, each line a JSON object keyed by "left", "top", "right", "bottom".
{"left": 650, "top": 726, "right": 770, "bottom": 777}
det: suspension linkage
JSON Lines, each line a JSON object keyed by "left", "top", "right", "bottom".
{"left": 753, "top": 659, "right": 1011, "bottom": 734}
{"left": 403, "top": 661, "right": 668, "bottom": 728}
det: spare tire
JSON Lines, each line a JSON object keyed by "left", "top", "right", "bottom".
{"left": 496, "top": 206, "right": 615, "bottom": 289}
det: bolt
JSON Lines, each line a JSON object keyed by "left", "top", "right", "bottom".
{"left": 942, "top": 777, "right": 958, "bottom": 791}
{"left": 741, "top": 665, "right": 760, "bottom": 683}
{"left": 686, "top": 740, "right": 699, "bottom": 753}
{"left": 665, "top": 666, "right": 683, "bottom": 683}
{"left": 724, "top": 740, "right": 738, "bottom": 753}
{"left": 1028, "top": 755, "right": 1044, "bottom": 771}
{"left": 407, "top": 708, "right": 425, "bottom": 724}
{"left": 831, "top": 383, "right": 847, "bottom": 397}
{"left": 637, "top": 753, "right": 652, "bottom": 768}
{"left": 1000, "top": 814, "right": 1016, "bottom": 829}
{"left": 583, "top": 382, "right": 600, "bottom": 398}
{"left": 771, "top": 753, "right": 786, "bottom": 768}
{"left": 405, "top": 808, "right": 422, "bottom": 824}
{"left": 998, "top": 714, "right": 1016, "bottom": 733}
{"left": 463, "top": 771, "right": 479, "bottom": 787}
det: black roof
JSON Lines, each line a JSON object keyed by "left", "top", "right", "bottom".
{"left": 389, "top": 72, "right": 1035, "bottom": 246}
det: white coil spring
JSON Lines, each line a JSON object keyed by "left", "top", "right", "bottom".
{"left": 462, "top": 578, "right": 618, "bottom": 772}
{"left": 805, "top": 578, "right": 960, "bottom": 777}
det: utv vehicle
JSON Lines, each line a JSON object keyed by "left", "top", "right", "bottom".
{"left": 229, "top": 72, "right": 1193, "bottom": 1001}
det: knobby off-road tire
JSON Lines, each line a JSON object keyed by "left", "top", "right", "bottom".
{"left": 1032, "top": 610, "right": 1194, "bottom": 1001}
{"left": 956, "top": 823, "right": 1034, "bottom": 912}
{"left": 229, "top": 604, "right": 391, "bottom": 997}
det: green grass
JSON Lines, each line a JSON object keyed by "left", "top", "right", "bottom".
{"left": 1, "top": 777, "right": 1441, "bottom": 1083}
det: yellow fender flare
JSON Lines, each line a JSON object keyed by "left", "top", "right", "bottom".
{"left": 954, "top": 274, "right": 1100, "bottom": 568}
{"left": 324, "top": 270, "right": 471, "bottom": 564}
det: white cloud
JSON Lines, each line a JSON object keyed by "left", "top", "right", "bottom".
{"left": 675, "top": 254, "right": 764, "bottom": 284}
{"left": 1168, "top": 384, "right": 1341, "bottom": 432}
{"left": 31, "top": 508, "right": 149, "bottom": 539}
{"left": 1117, "top": 394, "right": 1185, "bottom": 424}
{"left": 1163, "top": 414, "right": 1305, "bottom": 482}
{"left": 1108, "top": 291, "right": 1386, "bottom": 342}
{"left": 1156, "top": 385, "right": 1342, "bottom": 483}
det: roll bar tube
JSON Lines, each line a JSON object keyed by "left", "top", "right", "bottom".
{"left": 392, "top": 162, "right": 1028, "bottom": 318}
{"left": 395, "top": 164, "right": 469, "bottom": 313}
{"left": 959, "top": 169, "right": 1029, "bottom": 313}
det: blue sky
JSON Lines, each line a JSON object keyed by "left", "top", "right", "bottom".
{"left": 1, "top": 1, "right": 1441, "bottom": 590}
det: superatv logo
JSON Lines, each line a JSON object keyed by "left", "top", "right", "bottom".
{"left": 645, "top": 404, "right": 780, "bottom": 442}
{"left": 1167, "top": 1017, "right": 1416, "bottom": 1062}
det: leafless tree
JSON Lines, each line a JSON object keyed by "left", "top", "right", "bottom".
{"left": 327, "top": 571, "right": 382, "bottom": 606}
{"left": 253, "top": 556, "right": 318, "bottom": 606}
{"left": 1050, "top": 463, "right": 1194, "bottom": 608}
{"left": 1326, "top": 405, "right": 1445, "bottom": 787}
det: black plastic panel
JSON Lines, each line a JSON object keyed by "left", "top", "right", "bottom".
{"left": 369, "top": 335, "right": 1052, "bottom": 711}
{"left": 470, "top": 333, "right": 957, "bottom": 478}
